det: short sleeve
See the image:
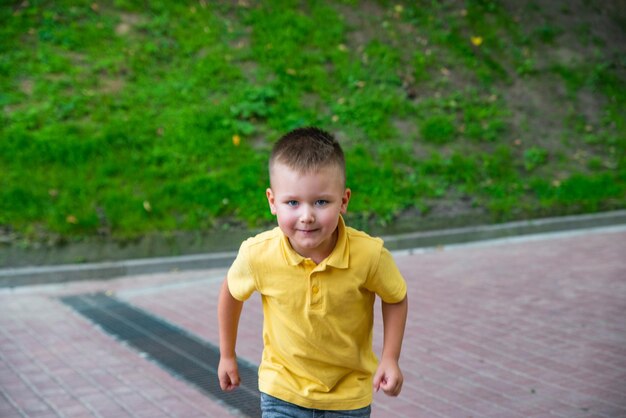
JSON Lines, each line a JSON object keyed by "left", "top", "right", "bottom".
{"left": 366, "top": 247, "right": 407, "bottom": 303}
{"left": 227, "top": 242, "right": 257, "bottom": 301}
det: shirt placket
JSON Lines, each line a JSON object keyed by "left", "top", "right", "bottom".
{"left": 303, "top": 259, "right": 323, "bottom": 309}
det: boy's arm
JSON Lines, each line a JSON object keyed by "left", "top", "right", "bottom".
{"left": 217, "top": 278, "right": 244, "bottom": 391}
{"left": 373, "top": 296, "right": 408, "bottom": 396}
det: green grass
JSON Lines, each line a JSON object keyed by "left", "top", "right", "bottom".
{"left": 1, "top": 0, "right": 625, "bottom": 241}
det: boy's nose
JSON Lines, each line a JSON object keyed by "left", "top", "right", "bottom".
{"left": 300, "top": 206, "right": 315, "bottom": 223}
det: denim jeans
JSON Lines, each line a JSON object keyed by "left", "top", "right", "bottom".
{"left": 261, "top": 393, "right": 371, "bottom": 418}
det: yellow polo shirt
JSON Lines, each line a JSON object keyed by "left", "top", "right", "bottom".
{"left": 227, "top": 216, "right": 407, "bottom": 410}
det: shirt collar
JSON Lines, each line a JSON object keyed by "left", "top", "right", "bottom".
{"left": 280, "top": 215, "right": 350, "bottom": 269}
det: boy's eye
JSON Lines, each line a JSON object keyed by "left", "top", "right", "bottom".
{"left": 286, "top": 200, "right": 298, "bottom": 207}
{"left": 315, "top": 200, "right": 329, "bottom": 206}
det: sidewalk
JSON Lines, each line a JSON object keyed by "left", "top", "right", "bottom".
{"left": 1, "top": 226, "right": 625, "bottom": 417}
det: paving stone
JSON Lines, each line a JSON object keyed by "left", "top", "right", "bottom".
{"left": 1, "top": 226, "right": 625, "bottom": 417}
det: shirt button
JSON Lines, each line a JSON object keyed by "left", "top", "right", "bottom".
{"left": 312, "top": 285, "right": 319, "bottom": 294}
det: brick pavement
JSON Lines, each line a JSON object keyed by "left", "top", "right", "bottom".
{"left": 1, "top": 226, "right": 625, "bottom": 417}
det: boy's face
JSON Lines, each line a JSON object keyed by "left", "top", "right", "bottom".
{"left": 266, "top": 162, "right": 350, "bottom": 263}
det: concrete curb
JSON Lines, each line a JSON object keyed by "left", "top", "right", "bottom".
{"left": 381, "top": 209, "right": 626, "bottom": 250}
{"left": 0, "top": 251, "right": 236, "bottom": 288}
{"left": 1, "top": 210, "right": 625, "bottom": 288}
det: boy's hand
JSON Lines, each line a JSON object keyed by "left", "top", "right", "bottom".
{"left": 218, "top": 357, "right": 241, "bottom": 391}
{"left": 373, "top": 358, "right": 404, "bottom": 396}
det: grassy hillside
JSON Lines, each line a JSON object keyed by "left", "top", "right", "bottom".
{"left": 1, "top": 0, "right": 625, "bottom": 244}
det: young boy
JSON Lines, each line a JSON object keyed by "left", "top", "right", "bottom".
{"left": 218, "top": 127, "right": 408, "bottom": 417}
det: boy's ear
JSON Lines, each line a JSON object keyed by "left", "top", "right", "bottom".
{"left": 266, "top": 188, "right": 277, "bottom": 215}
{"left": 340, "top": 188, "right": 351, "bottom": 214}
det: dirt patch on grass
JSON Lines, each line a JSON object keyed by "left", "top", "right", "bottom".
{"left": 501, "top": 0, "right": 626, "bottom": 69}
{"left": 19, "top": 79, "right": 34, "bottom": 96}
{"left": 115, "top": 13, "right": 146, "bottom": 37}
{"left": 339, "top": 1, "right": 386, "bottom": 51}
{"left": 98, "top": 77, "right": 126, "bottom": 95}
{"left": 496, "top": 0, "right": 625, "bottom": 168}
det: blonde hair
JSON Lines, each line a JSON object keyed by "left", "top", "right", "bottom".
{"left": 269, "top": 127, "right": 345, "bottom": 184}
